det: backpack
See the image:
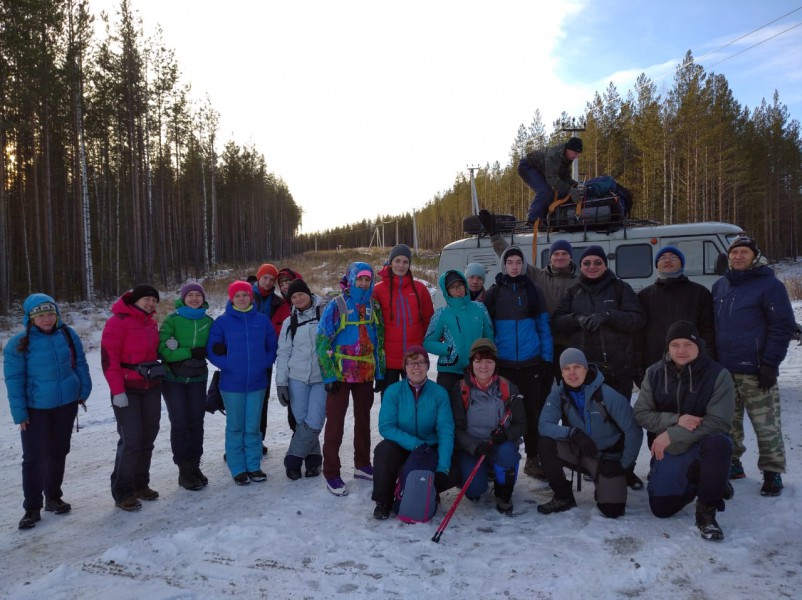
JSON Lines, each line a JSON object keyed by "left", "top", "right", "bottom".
{"left": 459, "top": 377, "right": 511, "bottom": 410}
{"left": 286, "top": 305, "right": 322, "bottom": 342}
{"left": 393, "top": 444, "right": 439, "bottom": 523}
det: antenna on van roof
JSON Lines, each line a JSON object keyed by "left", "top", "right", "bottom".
{"left": 467, "top": 165, "right": 480, "bottom": 215}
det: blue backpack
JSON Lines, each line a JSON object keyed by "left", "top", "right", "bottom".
{"left": 393, "top": 444, "right": 439, "bottom": 523}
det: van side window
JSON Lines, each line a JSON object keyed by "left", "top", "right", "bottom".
{"left": 614, "top": 244, "right": 652, "bottom": 279}
{"left": 704, "top": 241, "right": 721, "bottom": 274}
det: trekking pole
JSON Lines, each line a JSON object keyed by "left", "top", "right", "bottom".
{"left": 431, "top": 454, "right": 485, "bottom": 543}
{"left": 431, "top": 394, "right": 521, "bottom": 543}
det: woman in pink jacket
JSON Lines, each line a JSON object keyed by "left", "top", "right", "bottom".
{"left": 101, "top": 285, "right": 163, "bottom": 512}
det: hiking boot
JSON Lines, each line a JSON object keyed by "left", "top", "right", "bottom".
{"left": 285, "top": 455, "right": 303, "bottom": 480}
{"left": 286, "top": 467, "right": 302, "bottom": 480}
{"left": 18, "top": 509, "right": 41, "bottom": 529}
{"left": 354, "top": 465, "right": 374, "bottom": 481}
{"left": 695, "top": 501, "right": 724, "bottom": 541}
{"left": 305, "top": 455, "right": 322, "bottom": 478}
{"left": 178, "top": 462, "right": 204, "bottom": 491}
{"left": 626, "top": 470, "right": 644, "bottom": 490}
{"left": 115, "top": 497, "right": 142, "bottom": 512}
{"left": 134, "top": 487, "right": 159, "bottom": 501}
{"left": 760, "top": 471, "right": 783, "bottom": 497}
{"left": 373, "top": 502, "right": 392, "bottom": 520}
{"left": 523, "top": 457, "right": 547, "bottom": 481}
{"left": 305, "top": 465, "right": 322, "bottom": 478}
{"left": 326, "top": 477, "right": 349, "bottom": 496}
{"left": 722, "top": 481, "right": 735, "bottom": 500}
{"left": 233, "top": 472, "right": 250, "bottom": 486}
{"left": 44, "top": 498, "right": 72, "bottom": 514}
{"left": 193, "top": 459, "right": 208, "bottom": 487}
{"left": 537, "top": 494, "right": 577, "bottom": 515}
{"left": 496, "top": 497, "right": 514, "bottom": 516}
{"left": 248, "top": 470, "right": 267, "bottom": 482}
{"left": 729, "top": 460, "right": 746, "bottom": 480}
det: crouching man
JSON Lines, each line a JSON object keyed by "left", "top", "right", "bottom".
{"left": 537, "top": 348, "right": 642, "bottom": 518}
{"left": 634, "top": 321, "right": 735, "bottom": 541}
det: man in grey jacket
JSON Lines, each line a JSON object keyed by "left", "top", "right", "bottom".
{"left": 517, "top": 136, "right": 583, "bottom": 225}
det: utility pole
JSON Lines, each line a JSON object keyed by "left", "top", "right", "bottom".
{"left": 559, "top": 117, "right": 586, "bottom": 181}
{"left": 467, "top": 165, "right": 480, "bottom": 215}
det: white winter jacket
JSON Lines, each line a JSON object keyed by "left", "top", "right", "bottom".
{"left": 275, "top": 296, "right": 325, "bottom": 386}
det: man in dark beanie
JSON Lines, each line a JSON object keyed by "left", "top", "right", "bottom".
{"left": 636, "top": 245, "right": 716, "bottom": 386}
{"left": 712, "top": 235, "right": 795, "bottom": 495}
{"left": 634, "top": 320, "right": 735, "bottom": 541}
{"left": 515, "top": 136, "right": 583, "bottom": 226}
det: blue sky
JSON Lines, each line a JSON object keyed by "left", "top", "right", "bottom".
{"left": 90, "top": 1, "right": 802, "bottom": 234}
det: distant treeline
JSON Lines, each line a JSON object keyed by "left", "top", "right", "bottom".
{"left": 302, "top": 51, "right": 801, "bottom": 260}
{"left": 0, "top": 0, "right": 301, "bottom": 312}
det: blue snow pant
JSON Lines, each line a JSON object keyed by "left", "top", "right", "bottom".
{"left": 456, "top": 440, "right": 520, "bottom": 500}
{"left": 222, "top": 388, "right": 266, "bottom": 477}
{"left": 647, "top": 433, "right": 732, "bottom": 517}
{"left": 162, "top": 380, "right": 206, "bottom": 465}
{"left": 517, "top": 159, "right": 554, "bottom": 224}
{"left": 20, "top": 401, "right": 79, "bottom": 511}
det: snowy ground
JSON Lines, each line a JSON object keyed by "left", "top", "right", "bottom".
{"left": 1, "top": 298, "right": 802, "bottom": 600}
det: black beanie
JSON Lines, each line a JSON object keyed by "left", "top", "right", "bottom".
{"left": 580, "top": 245, "right": 607, "bottom": 266}
{"left": 727, "top": 235, "right": 760, "bottom": 256}
{"left": 565, "top": 137, "right": 583, "bottom": 153}
{"left": 287, "top": 278, "right": 312, "bottom": 299}
{"left": 665, "top": 320, "right": 700, "bottom": 348}
{"left": 129, "top": 284, "right": 160, "bottom": 304}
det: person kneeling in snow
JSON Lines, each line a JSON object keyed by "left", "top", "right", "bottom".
{"left": 537, "top": 348, "right": 642, "bottom": 518}
{"left": 634, "top": 321, "right": 735, "bottom": 541}
{"left": 449, "top": 339, "right": 526, "bottom": 515}
{"left": 371, "top": 347, "right": 454, "bottom": 520}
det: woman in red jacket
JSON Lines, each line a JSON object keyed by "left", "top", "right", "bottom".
{"left": 373, "top": 244, "right": 434, "bottom": 394}
{"left": 101, "top": 284, "right": 163, "bottom": 512}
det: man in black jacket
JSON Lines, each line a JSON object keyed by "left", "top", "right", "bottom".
{"left": 636, "top": 246, "right": 716, "bottom": 384}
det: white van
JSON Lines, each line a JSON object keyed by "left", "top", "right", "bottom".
{"left": 435, "top": 221, "right": 745, "bottom": 307}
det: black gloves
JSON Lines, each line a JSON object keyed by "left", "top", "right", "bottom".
{"left": 435, "top": 471, "right": 452, "bottom": 493}
{"left": 191, "top": 347, "right": 207, "bottom": 360}
{"left": 478, "top": 209, "right": 496, "bottom": 236}
{"left": 583, "top": 312, "right": 610, "bottom": 332}
{"left": 212, "top": 343, "right": 227, "bottom": 355}
{"left": 276, "top": 386, "right": 290, "bottom": 407}
{"left": 598, "top": 459, "right": 626, "bottom": 478}
{"left": 490, "top": 426, "right": 507, "bottom": 445}
{"left": 325, "top": 381, "right": 341, "bottom": 395}
{"left": 474, "top": 442, "right": 493, "bottom": 457}
{"left": 757, "top": 365, "right": 778, "bottom": 392}
{"left": 570, "top": 428, "right": 598, "bottom": 457}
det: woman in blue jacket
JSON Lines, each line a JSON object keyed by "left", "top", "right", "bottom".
{"left": 4, "top": 294, "right": 92, "bottom": 530}
{"left": 371, "top": 346, "right": 454, "bottom": 520}
{"left": 207, "top": 281, "right": 277, "bottom": 485}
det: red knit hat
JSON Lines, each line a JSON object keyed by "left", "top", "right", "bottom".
{"left": 228, "top": 280, "right": 253, "bottom": 301}
{"left": 256, "top": 264, "right": 278, "bottom": 280}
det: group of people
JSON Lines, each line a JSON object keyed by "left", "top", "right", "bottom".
{"left": 4, "top": 233, "right": 796, "bottom": 541}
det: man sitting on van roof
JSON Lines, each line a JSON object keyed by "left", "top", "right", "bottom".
{"left": 517, "top": 136, "right": 583, "bottom": 225}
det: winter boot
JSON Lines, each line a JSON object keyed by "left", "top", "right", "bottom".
{"left": 760, "top": 471, "right": 783, "bottom": 497}
{"left": 695, "top": 500, "right": 724, "bottom": 541}
{"left": 44, "top": 498, "right": 72, "bottom": 514}
{"left": 494, "top": 468, "right": 516, "bottom": 516}
{"left": 179, "top": 462, "right": 204, "bottom": 491}
{"left": 729, "top": 459, "right": 746, "bottom": 480}
{"left": 373, "top": 502, "right": 392, "bottom": 520}
{"left": 537, "top": 493, "right": 577, "bottom": 515}
{"left": 523, "top": 457, "right": 547, "bottom": 481}
{"left": 305, "top": 455, "right": 323, "bottom": 478}
{"left": 284, "top": 455, "right": 303, "bottom": 481}
{"left": 192, "top": 458, "right": 208, "bottom": 487}
{"left": 18, "top": 509, "right": 41, "bottom": 529}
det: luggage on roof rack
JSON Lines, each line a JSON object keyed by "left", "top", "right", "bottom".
{"left": 539, "top": 195, "right": 625, "bottom": 233}
{"left": 463, "top": 213, "right": 518, "bottom": 235}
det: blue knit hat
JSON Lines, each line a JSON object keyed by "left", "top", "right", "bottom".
{"left": 580, "top": 245, "right": 607, "bottom": 266}
{"left": 655, "top": 246, "right": 685, "bottom": 269}
{"left": 550, "top": 239, "right": 573, "bottom": 255}
{"left": 464, "top": 262, "right": 486, "bottom": 281}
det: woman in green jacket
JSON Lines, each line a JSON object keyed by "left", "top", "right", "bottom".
{"left": 159, "top": 283, "right": 214, "bottom": 491}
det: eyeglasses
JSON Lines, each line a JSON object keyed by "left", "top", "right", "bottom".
{"left": 406, "top": 361, "right": 428, "bottom": 369}
{"left": 581, "top": 260, "right": 605, "bottom": 267}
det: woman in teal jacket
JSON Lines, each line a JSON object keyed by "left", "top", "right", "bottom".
{"left": 159, "top": 282, "right": 214, "bottom": 491}
{"left": 371, "top": 347, "right": 454, "bottom": 519}
{"left": 424, "top": 269, "right": 493, "bottom": 392}
{"left": 4, "top": 293, "right": 91, "bottom": 530}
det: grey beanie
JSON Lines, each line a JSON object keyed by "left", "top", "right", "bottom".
{"left": 389, "top": 244, "right": 412, "bottom": 263}
{"left": 559, "top": 348, "right": 588, "bottom": 370}
{"left": 464, "top": 262, "right": 486, "bottom": 281}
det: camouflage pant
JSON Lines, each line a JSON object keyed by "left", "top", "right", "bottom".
{"left": 730, "top": 373, "right": 785, "bottom": 473}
